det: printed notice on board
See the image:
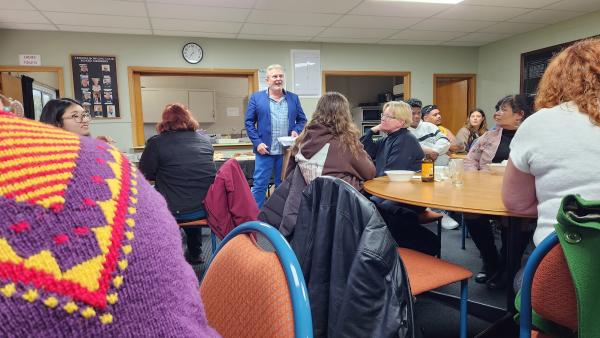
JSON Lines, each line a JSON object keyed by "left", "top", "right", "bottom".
{"left": 71, "top": 55, "right": 120, "bottom": 119}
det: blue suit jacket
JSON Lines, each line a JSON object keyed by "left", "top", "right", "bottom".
{"left": 244, "top": 90, "right": 307, "bottom": 154}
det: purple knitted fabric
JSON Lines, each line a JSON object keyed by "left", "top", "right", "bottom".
{"left": 0, "top": 113, "right": 220, "bottom": 337}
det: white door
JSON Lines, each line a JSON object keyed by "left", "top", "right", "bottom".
{"left": 188, "top": 90, "right": 215, "bottom": 123}
{"left": 141, "top": 88, "right": 188, "bottom": 123}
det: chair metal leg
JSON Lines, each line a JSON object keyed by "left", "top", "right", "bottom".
{"left": 460, "top": 280, "right": 468, "bottom": 338}
{"left": 210, "top": 232, "right": 217, "bottom": 255}
{"left": 437, "top": 219, "right": 442, "bottom": 258}
{"left": 461, "top": 213, "right": 466, "bottom": 250}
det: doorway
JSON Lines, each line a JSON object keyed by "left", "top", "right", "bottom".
{"left": 433, "top": 74, "right": 476, "bottom": 135}
{"left": 128, "top": 67, "right": 258, "bottom": 146}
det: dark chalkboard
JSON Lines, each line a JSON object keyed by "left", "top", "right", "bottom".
{"left": 520, "top": 36, "right": 597, "bottom": 100}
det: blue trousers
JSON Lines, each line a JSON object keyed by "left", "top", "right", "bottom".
{"left": 251, "top": 153, "right": 283, "bottom": 208}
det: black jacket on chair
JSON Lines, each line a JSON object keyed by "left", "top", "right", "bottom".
{"left": 291, "top": 177, "right": 415, "bottom": 338}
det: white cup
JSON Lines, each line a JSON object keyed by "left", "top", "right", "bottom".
{"left": 448, "top": 159, "right": 464, "bottom": 187}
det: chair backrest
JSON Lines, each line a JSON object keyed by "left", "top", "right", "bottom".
{"left": 519, "top": 232, "right": 577, "bottom": 338}
{"left": 200, "top": 221, "right": 312, "bottom": 338}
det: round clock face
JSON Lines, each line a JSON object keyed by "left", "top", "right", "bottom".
{"left": 182, "top": 43, "right": 203, "bottom": 64}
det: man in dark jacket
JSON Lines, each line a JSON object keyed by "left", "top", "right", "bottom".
{"left": 291, "top": 176, "right": 414, "bottom": 338}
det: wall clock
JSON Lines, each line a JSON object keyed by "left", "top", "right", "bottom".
{"left": 182, "top": 42, "right": 203, "bottom": 64}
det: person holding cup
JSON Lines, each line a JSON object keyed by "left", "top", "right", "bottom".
{"left": 463, "top": 94, "right": 533, "bottom": 289}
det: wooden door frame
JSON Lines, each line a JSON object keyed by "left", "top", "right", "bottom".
{"left": 0, "top": 66, "right": 65, "bottom": 97}
{"left": 128, "top": 66, "right": 259, "bottom": 146}
{"left": 432, "top": 73, "right": 476, "bottom": 114}
{"left": 322, "top": 70, "right": 411, "bottom": 99}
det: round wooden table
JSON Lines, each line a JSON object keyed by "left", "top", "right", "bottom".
{"left": 364, "top": 171, "right": 531, "bottom": 218}
{"left": 364, "top": 171, "right": 534, "bottom": 313}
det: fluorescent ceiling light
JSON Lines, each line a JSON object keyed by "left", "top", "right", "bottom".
{"left": 373, "top": 0, "right": 464, "bottom": 4}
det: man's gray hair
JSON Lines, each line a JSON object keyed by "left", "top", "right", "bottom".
{"left": 266, "top": 64, "right": 284, "bottom": 73}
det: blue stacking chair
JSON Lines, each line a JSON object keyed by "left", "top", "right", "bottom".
{"left": 200, "top": 221, "right": 313, "bottom": 338}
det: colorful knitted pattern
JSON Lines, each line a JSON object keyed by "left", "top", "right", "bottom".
{"left": 0, "top": 112, "right": 220, "bottom": 337}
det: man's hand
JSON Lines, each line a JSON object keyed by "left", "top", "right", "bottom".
{"left": 423, "top": 148, "right": 439, "bottom": 161}
{"left": 257, "top": 143, "right": 270, "bottom": 155}
{"left": 371, "top": 124, "right": 382, "bottom": 133}
{"left": 291, "top": 131, "right": 299, "bottom": 138}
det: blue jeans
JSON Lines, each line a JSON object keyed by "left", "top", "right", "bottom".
{"left": 251, "top": 153, "right": 283, "bottom": 208}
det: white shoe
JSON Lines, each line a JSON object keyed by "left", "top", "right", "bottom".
{"left": 441, "top": 214, "right": 459, "bottom": 230}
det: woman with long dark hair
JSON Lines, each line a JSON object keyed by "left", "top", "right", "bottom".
{"left": 456, "top": 108, "right": 488, "bottom": 152}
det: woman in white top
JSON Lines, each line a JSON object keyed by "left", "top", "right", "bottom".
{"left": 503, "top": 37, "right": 600, "bottom": 246}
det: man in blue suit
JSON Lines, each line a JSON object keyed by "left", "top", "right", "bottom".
{"left": 245, "top": 64, "right": 307, "bottom": 208}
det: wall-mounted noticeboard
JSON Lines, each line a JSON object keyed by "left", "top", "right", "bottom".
{"left": 71, "top": 55, "right": 120, "bottom": 119}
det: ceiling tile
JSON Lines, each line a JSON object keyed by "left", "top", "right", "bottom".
{"left": 0, "top": 0, "right": 35, "bottom": 10}
{"left": 435, "top": 5, "right": 531, "bottom": 21}
{"left": 254, "top": 0, "right": 363, "bottom": 14}
{"left": 441, "top": 40, "right": 483, "bottom": 46}
{"left": 29, "top": 0, "right": 146, "bottom": 16}
{"left": 247, "top": 9, "right": 340, "bottom": 26}
{"left": 450, "top": 32, "right": 511, "bottom": 42}
{"left": 544, "top": 0, "right": 600, "bottom": 12}
{"left": 508, "top": 9, "right": 585, "bottom": 24}
{"left": 479, "top": 21, "right": 545, "bottom": 34}
{"left": 154, "top": 30, "right": 237, "bottom": 38}
{"left": 0, "top": 10, "right": 50, "bottom": 24}
{"left": 147, "top": 3, "right": 250, "bottom": 21}
{"left": 151, "top": 18, "right": 242, "bottom": 33}
{"left": 389, "top": 29, "right": 466, "bottom": 41}
{"left": 237, "top": 34, "right": 313, "bottom": 41}
{"left": 312, "top": 37, "right": 380, "bottom": 44}
{"left": 378, "top": 39, "right": 445, "bottom": 45}
{"left": 57, "top": 25, "right": 152, "bottom": 35}
{"left": 317, "top": 27, "right": 397, "bottom": 39}
{"left": 350, "top": 2, "right": 450, "bottom": 18}
{"left": 145, "top": 0, "right": 255, "bottom": 8}
{"left": 241, "top": 23, "right": 324, "bottom": 36}
{"left": 460, "top": 0, "right": 557, "bottom": 8}
{"left": 0, "top": 23, "right": 57, "bottom": 30}
{"left": 333, "top": 15, "right": 420, "bottom": 30}
{"left": 410, "top": 18, "right": 493, "bottom": 32}
{"left": 46, "top": 12, "right": 150, "bottom": 28}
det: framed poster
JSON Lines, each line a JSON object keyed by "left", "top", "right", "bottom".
{"left": 71, "top": 55, "right": 119, "bottom": 119}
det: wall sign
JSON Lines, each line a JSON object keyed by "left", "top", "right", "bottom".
{"left": 71, "top": 55, "right": 120, "bottom": 119}
{"left": 291, "top": 49, "right": 321, "bottom": 96}
{"left": 19, "top": 54, "right": 41, "bottom": 66}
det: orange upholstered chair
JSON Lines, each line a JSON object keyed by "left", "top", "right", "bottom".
{"left": 519, "top": 233, "right": 577, "bottom": 338}
{"left": 398, "top": 247, "right": 473, "bottom": 338}
{"left": 200, "top": 221, "right": 312, "bottom": 338}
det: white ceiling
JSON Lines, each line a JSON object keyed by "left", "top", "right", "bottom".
{"left": 0, "top": 0, "right": 598, "bottom": 46}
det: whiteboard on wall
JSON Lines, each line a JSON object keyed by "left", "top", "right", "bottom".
{"left": 291, "top": 49, "right": 321, "bottom": 97}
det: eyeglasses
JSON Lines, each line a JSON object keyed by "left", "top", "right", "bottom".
{"left": 63, "top": 112, "right": 91, "bottom": 123}
{"left": 381, "top": 113, "right": 396, "bottom": 121}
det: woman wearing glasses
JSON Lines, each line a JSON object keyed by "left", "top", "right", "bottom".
{"left": 40, "top": 98, "right": 114, "bottom": 143}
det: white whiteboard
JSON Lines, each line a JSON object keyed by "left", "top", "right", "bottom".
{"left": 291, "top": 49, "right": 321, "bottom": 97}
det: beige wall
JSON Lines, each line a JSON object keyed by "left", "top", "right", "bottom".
{"left": 0, "top": 29, "right": 478, "bottom": 150}
{"left": 477, "top": 10, "right": 600, "bottom": 122}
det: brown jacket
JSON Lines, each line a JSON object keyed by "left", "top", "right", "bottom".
{"left": 287, "top": 124, "right": 375, "bottom": 190}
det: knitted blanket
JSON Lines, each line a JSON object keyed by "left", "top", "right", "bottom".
{"left": 0, "top": 112, "right": 219, "bottom": 337}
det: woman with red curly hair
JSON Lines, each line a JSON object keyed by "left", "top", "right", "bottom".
{"left": 139, "top": 103, "right": 216, "bottom": 264}
{"left": 503, "top": 38, "right": 600, "bottom": 246}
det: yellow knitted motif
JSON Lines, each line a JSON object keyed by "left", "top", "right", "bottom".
{"left": 81, "top": 307, "right": 96, "bottom": 318}
{"left": 44, "top": 297, "right": 59, "bottom": 308}
{"left": 63, "top": 302, "right": 78, "bottom": 314}
{"left": 0, "top": 283, "right": 16, "bottom": 297}
{"left": 99, "top": 313, "right": 113, "bottom": 325}
{"left": 22, "top": 289, "right": 39, "bottom": 302}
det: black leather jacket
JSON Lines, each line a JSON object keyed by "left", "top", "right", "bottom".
{"left": 291, "top": 177, "right": 415, "bottom": 338}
